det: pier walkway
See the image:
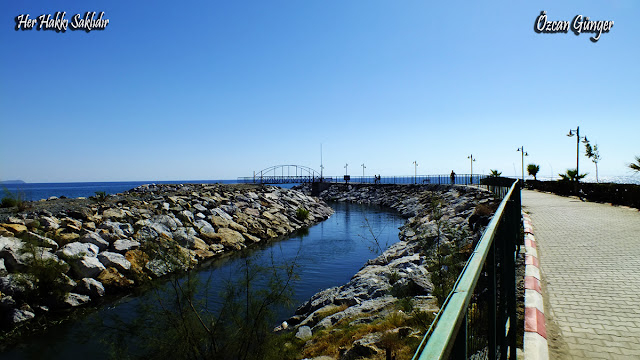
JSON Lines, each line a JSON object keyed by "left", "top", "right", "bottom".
{"left": 521, "top": 189, "right": 640, "bottom": 359}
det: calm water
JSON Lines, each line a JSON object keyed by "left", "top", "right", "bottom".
{"left": 1, "top": 202, "right": 403, "bottom": 359}
{"left": 0, "top": 180, "right": 272, "bottom": 202}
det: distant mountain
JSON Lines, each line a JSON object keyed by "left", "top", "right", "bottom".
{"left": 1, "top": 180, "right": 26, "bottom": 184}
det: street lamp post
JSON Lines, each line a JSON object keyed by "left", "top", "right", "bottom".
{"left": 567, "top": 126, "right": 588, "bottom": 181}
{"left": 467, "top": 154, "right": 476, "bottom": 184}
{"left": 412, "top": 161, "right": 418, "bottom": 184}
{"left": 361, "top": 163, "right": 366, "bottom": 181}
{"left": 320, "top": 144, "right": 323, "bottom": 181}
{"left": 344, "top": 163, "right": 348, "bottom": 175}
{"left": 516, "top": 147, "right": 528, "bottom": 183}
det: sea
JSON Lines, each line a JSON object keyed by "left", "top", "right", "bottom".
{"left": 0, "top": 180, "right": 298, "bottom": 202}
{"left": 1, "top": 175, "right": 638, "bottom": 203}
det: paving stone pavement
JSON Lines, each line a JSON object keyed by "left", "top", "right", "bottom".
{"left": 521, "top": 190, "right": 640, "bottom": 360}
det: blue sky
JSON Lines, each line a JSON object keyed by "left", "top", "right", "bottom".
{"left": 1, "top": 1, "right": 638, "bottom": 182}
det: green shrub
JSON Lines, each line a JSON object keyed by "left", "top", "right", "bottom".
{"left": 1, "top": 197, "right": 17, "bottom": 208}
{"left": 93, "top": 191, "right": 108, "bottom": 202}
{"left": 296, "top": 207, "right": 310, "bottom": 221}
{"left": 388, "top": 271, "right": 401, "bottom": 285}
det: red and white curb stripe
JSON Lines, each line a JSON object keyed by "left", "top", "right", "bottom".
{"left": 522, "top": 212, "right": 549, "bottom": 360}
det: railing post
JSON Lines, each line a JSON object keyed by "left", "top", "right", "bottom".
{"left": 488, "top": 238, "right": 497, "bottom": 360}
{"left": 451, "top": 312, "right": 468, "bottom": 359}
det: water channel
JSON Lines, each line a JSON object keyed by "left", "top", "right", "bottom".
{"left": 2, "top": 202, "right": 404, "bottom": 359}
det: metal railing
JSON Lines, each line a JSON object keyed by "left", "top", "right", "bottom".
{"left": 413, "top": 180, "right": 521, "bottom": 360}
{"left": 237, "top": 174, "right": 486, "bottom": 186}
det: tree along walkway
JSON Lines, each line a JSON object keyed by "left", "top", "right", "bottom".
{"left": 521, "top": 189, "right": 640, "bottom": 359}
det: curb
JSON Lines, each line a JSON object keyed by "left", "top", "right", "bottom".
{"left": 522, "top": 212, "right": 549, "bottom": 360}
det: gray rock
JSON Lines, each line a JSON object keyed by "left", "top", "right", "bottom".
{"left": 341, "top": 341, "right": 379, "bottom": 360}
{"left": 194, "top": 220, "right": 216, "bottom": 240}
{"left": 112, "top": 239, "right": 140, "bottom": 253}
{"left": 75, "top": 278, "right": 105, "bottom": 298}
{"left": 79, "top": 231, "right": 109, "bottom": 250}
{"left": 177, "top": 210, "right": 194, "bottom": 224}
{"left": 151, "top": 215, "right": 179, "bottom": 231}
{"left": 98, "top": 252, "right": 131, "bottom": 272}
{"left": 134, "top": 219, "right": 172, "bottom": 240}
{"left": 0, "top": 274, "right": 34, "bottom": 297}
{"left": 295, "top": 325, "right": 313, "bottom": 340}
{"left": 145, "top": 259, "right": 170, "bottom": 278}
{"left": 193, "top": 203, "right": 208, "bottom": 213}
{"left": 0, "top": 295, "right": 16, "bottom": 310}
{"left": 26, "top": 231, "right": 59, "bottom": 250}
{"left": 102, "top": 208, "right": 126, "bottom": 220}
{"left": 57, "top": 242, "right": 99, "bottom": 259}
{"left": 39, "top": 216, "right": 60, "bottom": 230}
{"left": 63, "top": 292, "right": 91, "bottom": 307}
{"left": 215, "top": 228, "right": 245, "bottom": 250}
{"left": 0, "top": 258, "right": 6, "bottom": 276}
{"left": 211, "top": 208, "right": 233, "bottom": 221}
{"left": 71, "top": 256, "right": 106, "bottom": 278}
{"left": 7, "top": 308, "right": 35, "bottom": 325}
{"left": 173, "top": 227, "right": 199, "bottom": 248}
{"left": 7, "top": 216, "right": 25, "bottom": 225}
{"left": 100, "top": 221, "right": 134, "bottom": 240}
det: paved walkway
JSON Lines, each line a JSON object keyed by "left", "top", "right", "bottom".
{"left": 521, "top": 190, "right": 640, "bottom": 359}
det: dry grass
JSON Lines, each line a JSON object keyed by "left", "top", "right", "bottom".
{"left": 300, "top": 310, "right": 428, "bottom": 359}
{"left": 315, "top": 303, "right": 348, "bottom": 321}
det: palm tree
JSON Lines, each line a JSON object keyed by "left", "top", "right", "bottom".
{"left": 559, "top": 169, "right": 587, "bottom": 182}
{"left": 527, "top": 164, "right": 540, "bottom": 180}
{"left": 630, "top": 156, "right": 640, "bottom": 172}
{"left": 489, "top": 169, "right": 502, "bottom": 177}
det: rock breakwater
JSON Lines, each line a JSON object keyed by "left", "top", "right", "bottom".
{"left": 0, "top": 183, "right": 332, "bottom": 331}
{"left": 286, "top": 183, "right": 498, "bottom": 359}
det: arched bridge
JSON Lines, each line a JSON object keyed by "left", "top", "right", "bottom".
{"left": 237, "top": 165, "right": 328, "bottom": 184}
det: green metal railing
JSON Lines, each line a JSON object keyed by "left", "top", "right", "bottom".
{"left": 413, "top": 180, "right": 521, "bottom": 360}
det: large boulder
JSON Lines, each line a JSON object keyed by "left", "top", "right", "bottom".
{"left": 79, "top": 231, "right": 109, "bottom": 251}
{"left": 75, "top": 278, "right": 106, "bottom": 298}
{"left": 125, "top": 250, "right": 149, "bottom": 275}
{"left": 99, "top": 221, "right": 134, "bottom": 241}
{"left": 97, "top": 267, "right": 134, "bottom": 289}
{"left": 71, "top": 256, "right": 106, "bottom": 278}
{"left": 0, "top": 274, "right": 35, "bottom": 298}
{"left": 25, "top": 231, "right": 59, "bottom": 251}
{"left": 295, "top": 326, "right": 313, "bottom": 341}
{"left": 210, "top": 215, "right": 230, "bottom": 229}
{"left": 102, "top": 208, "right": 126, "bottom": 220}
{"left": 194, "top": 220, "right": 216, "bottom": 240}
{"left": 98, "top": 252, "right": 131, "bottom": 272}
{"left": 62, "top": 292, "right": 91, "bottom": 307}
{"left": 39, "top": 216, "right": 60, "bottom": 231}
{"left": 7, "top": 308, "right": 35, "bottom": 325}
{"left": 213, "top": 228, "right": 245, "bottom": 250}
{"left": 57, "top": 242, "right": 99, "bottom": 259}
{"left": 68, "top": 207, "right": 94, "bottom": 221}
{"left": 1, "top": 224, "right": 28, "bottom": 236}
{"left": 112, "top": 239, "right": 140, "bottom": 253}
{"left": 211, "top": 208, "right": 233, "bottom": 221}
{"left": 151, "top": 215, "right": 179, "bottom": 231}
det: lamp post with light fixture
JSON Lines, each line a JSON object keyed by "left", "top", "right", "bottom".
{"left": 516, "top": 147, "right": 528, "bottom": 183}
{"left": 467, "top": 154, "right": 476, "bottom": 184}
{"left": 567, "top": 126, "right": 589, "bottom": 181}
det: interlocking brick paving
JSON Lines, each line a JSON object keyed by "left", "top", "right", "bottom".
{"left": 522, "top": 190, "right": 640, "bottom": 360}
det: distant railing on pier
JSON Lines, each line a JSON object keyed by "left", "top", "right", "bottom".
{"left": 412, "top": 180, "right": 521, "bottom": 360}
{"left": 237, "top": 174, "right": 487, "bottom": 186}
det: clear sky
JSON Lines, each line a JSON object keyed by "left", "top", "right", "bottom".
{"left": 1, "top": 1, "right": 638, "bottom": 183}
